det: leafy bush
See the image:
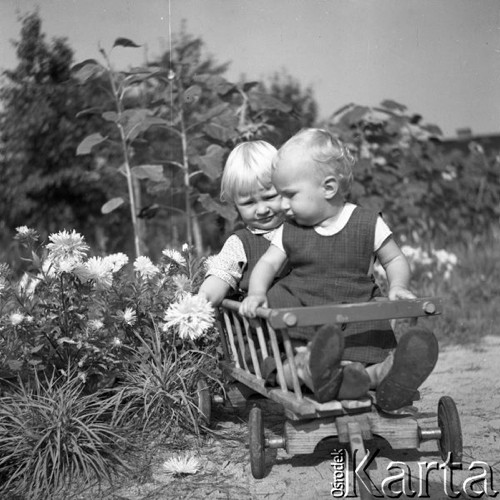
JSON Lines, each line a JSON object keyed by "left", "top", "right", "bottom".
{"left": 0, "top": 227, "right": 215, "bottom": 386}
{"left": 0, "top": 227, "right": 219, "bottom": 497}
{"left": 326, "top": 101, "right": 500, "bottom": 247}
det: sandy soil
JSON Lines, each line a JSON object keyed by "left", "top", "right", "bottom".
{"left": 89, "top": 335, "right": 500, "bottom": 499}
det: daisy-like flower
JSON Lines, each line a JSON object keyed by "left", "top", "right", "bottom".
{"left": 172, "top": 274, "right": 192, "bottom": 297}
{"left": 162, "top": 248, "right": 186, "bottom": 267}
{"left": 46, "top": 230, "right": 89, "bottom": 263}
{"left": 163, "top": 294, "right": 214, "bottom": 340}
{"left": 18, "top": 273, "right": 38, "bottom": 299}
{"left": 112, "top": 337, "right": 122, "bottom": 347}
{"left": 76, "top": 256, "right": 113, "bottom": 289}
{"left": 121, "top": 307, "right": 137, "bottom": 326}
{"left": 133, "top": 256, "right": 159, "bottom": 278}
{"left": 162, "top": 455, "right": 201, "bottom": 476}
{"left": 10, "top": 312, "right": 25, "bottom": 326}
{"left": 57, "top": 257, "right": 81, "bottom": 274}
{"left": 103, "top": 253, "right": 129, "bottom": 273}
{"left": 88, "top": 319, "right": 104, "bottom": 331}
{"left": 15, "top": 226, "right": 39, "bottom": 242}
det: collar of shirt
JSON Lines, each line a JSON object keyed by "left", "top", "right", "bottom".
{"left": 314, "top": 203, "right": 357, "bottom": 236}
{"left": 246, "top": 225, "right": 281, "bottom": 241}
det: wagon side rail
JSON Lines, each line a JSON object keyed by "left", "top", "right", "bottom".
{"left": 221, "top": 297, "right": 442, "bottom": 330}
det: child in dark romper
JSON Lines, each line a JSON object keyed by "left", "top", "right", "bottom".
{"left": 198, "top": 140, "right": 285, "bottom": 305}
{"left": 240, "top": 129, "right": 438, "bottom": 411}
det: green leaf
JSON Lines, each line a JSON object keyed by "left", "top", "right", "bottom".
{"left": 198, "top": 194, "right": 238, "bottom": 221}
{"left": 102, "top": 111, "right": 119, "bottom": 122}
{"left": 340, "top": 106, "right": 370, "bottom": 126}
{"left": 193, "top": 103, "right": 230, "bottom": 123}
{"left": 7, "top": 360, "right": 23, "bottom": 371}
{"left": 247, "top": 91, "right": 292, "bottom": 113}
{"left": 204, "top": 122, "right": 237, "bottom": 143}
{"left": 76, "top": 107, "right": 105, "bottom": 118}
{"left": 71, "top": 59, "right": 106, "bottom": 83}
{"left": 101, "top": 197, "right": 125, "bottom": 214}
{"left": 192, "top": 145, "right": 225, "bottom": 180}
{"left": 76, "top": 133, "right": 107, "bottom": 155}
{"left": 113, "top": 37, "right": 141, "bottom": 48}
{"left": 182, "top": 85, "right": 202, "bottom": 104}
{"left": 131, "top": 165, "right": 165, "bottom": 181}
{"left": 380, "top": 99, "right": 407, "bottom": 113}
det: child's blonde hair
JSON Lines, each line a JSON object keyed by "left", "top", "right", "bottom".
{"left": 221, "top": 141, "right": 277, "bottom": 203}
{"left": 274, "top": 128, "right": 355, "bottom": 196}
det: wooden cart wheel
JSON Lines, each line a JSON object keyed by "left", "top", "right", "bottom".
{"left": 249, "top": 406, "right": 266, "bottom": 479}
{"left": 437, "top": 396, "right": 463, "bottom": 463}
{"left": 196, "top": 378, "right": 211, "bottom": 426}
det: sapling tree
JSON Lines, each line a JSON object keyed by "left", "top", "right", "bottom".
{"left": 74, "top": 31, "right": 294, "bottom": 255}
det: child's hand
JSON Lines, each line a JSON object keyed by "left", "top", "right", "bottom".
{"left": 239, "top": 294, "right": 268, "bottom": 317}
{"left": 388, "top": 286, "right": 416, "bottom": 301}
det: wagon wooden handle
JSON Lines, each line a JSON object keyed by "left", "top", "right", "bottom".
{"left": 220, "top": 299, "right": 275, "bottom": 320}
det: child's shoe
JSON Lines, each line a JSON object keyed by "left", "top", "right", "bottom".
{"left": 376, "top": 327, "right": 438, "bottom": 411}
{"left": 337, "top": 362, "right": 371, "bottom": 400}
{"left": 309, "top": 324, "right": 344, "bottom": 403}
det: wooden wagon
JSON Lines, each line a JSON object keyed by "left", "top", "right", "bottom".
{"left": 202, "top": 298, "right": 462, "bottom": 498}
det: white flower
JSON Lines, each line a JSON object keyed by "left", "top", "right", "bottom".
{"left": 172, "top": 274, "right": 191, "bottom": 297}
{"left": 181, "top": 243, "right": 189, "bottom": 252}
{"left": 18, "top": 273, "right": 38, "bottom": 298}
{"left": 88, "top": 319, "right": 104, "bottom": 331}
{"left": 10, "top": 312, "right": 25, "bottom": 326}
{"left": 162, "top": 455, "right": 201, "bottom": 475}
{"left": 112, "top": 337, "right": 122, "bottom": 347}
{"left": 57, "top": 257, "right": 80, "bottom": 274}
{"left": 133, "top": 256, "right": 159, "bottom": 278}
{"left": 46, "top": 230, "right": 89, "bottom": 263}
{"left": 16, "top": 226, "right": 30, "bottom": 236}
{"left": 103, "top": 253, "right": 129, "bottom": 273}
{"left": 15, "top": 226, "right": 38, "bottom": 241}
{"left": 162, "top": 248, "right": 186, "bottom": 267}
{"left": 163, "top": 294, "right": 214, "bottom": 340}
{"left": 83, "top": 257, "right": 114, "bottom": 288}
{"left": 121, "top": 307, "right": 137, "bottom": 326}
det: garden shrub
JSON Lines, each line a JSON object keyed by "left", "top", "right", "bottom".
{"left": 0, "top": 227, "right": 219, "bottom": 497}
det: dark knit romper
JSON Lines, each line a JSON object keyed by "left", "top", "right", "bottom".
{"left": 267, "top": 207, "right": 397, "bottom": 365}
{"left": 234, "top": 228, "right": 274, "bottom": 294}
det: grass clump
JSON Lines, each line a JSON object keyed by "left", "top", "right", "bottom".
{"left": 0, "top": 369, "right": 131, "bottom": 499}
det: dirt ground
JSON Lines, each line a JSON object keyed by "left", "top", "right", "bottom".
{"left": 90, "top": 335, "right": 500, "bottom": 499}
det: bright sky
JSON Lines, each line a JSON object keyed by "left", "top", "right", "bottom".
{"left": 1, "top": 0, "right": 499, "bottom": 137}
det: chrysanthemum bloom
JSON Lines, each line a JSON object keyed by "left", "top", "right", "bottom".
{"left": 17, "top": 273, "right": 38, "bottom": 298}
{"left": 162, "top": 248, "right": 186, "bottom": 267}
{"left": 121, "top": 307, "right": 137, "bottom": 326}
{"left": 133, "top": 256, "right": 159, "bottom": 278}
{"left": 163, "top": 294, "right": 214, "bottom": 340}
{"left": 88, "top": 319, "right": 104, "bottom": 331}
{"left": 172, "top": 274, "right": 192, "bottom": 297}
{"left": 103, "top": 253, "right": 129, "bottom": 273}
{"left": 46, "top": 230, "right": 89, "bottom": 265}
{"left": 9, "top": 312, "right": 25, "bottom": 326}
{"left": 15, "top": 226, "right": 39, "bottom": 242}
{"left": 162, "top": 455, "right": 200, "bottom": 475}
{"left": 74, "top": 256, "right": 113, "bottom": 289}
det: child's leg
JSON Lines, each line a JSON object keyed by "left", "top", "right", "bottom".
{"left": 374, "top": 326, "right": 438, "bottom": 411}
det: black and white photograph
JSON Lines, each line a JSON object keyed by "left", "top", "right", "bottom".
{"left": 0, "top": 1, "right": 499, "bottom": 498}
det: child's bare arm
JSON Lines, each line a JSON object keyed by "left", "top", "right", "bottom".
{"left": 376, "top": 238, "right": 416, "bottom": 300}
{"left": 239, "top": 245, "right": 287, "bottom": 317}
{"left": 198, "top": 276, "right": 232, "bottom": 306}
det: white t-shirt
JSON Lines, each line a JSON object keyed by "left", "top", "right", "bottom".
{"left": 271, "top": 203, "right": 392, "bottom": 266}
